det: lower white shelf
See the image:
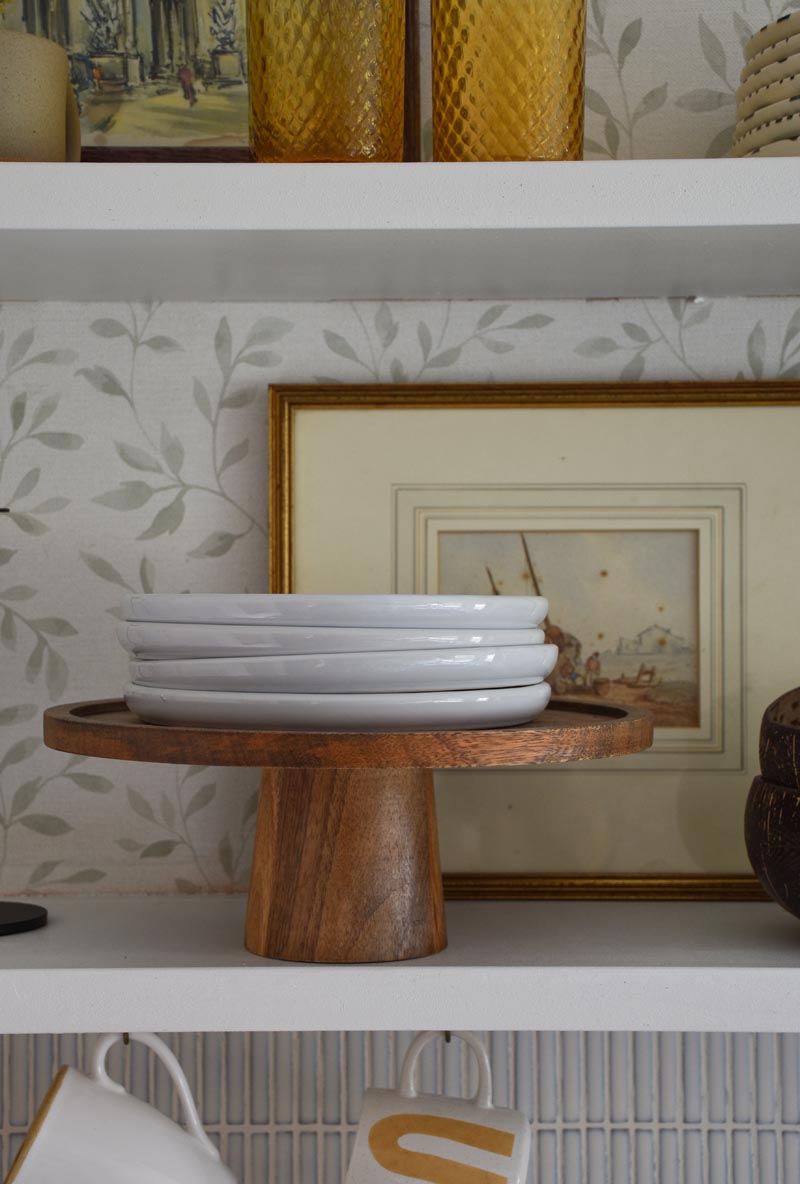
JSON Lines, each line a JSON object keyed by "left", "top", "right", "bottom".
{"left": 1, "top": 896, "right": 798, "bottom": 1034}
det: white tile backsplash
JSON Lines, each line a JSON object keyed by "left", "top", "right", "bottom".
{"left": 1, "top": 1030, "right": 798, "bottom": 1183}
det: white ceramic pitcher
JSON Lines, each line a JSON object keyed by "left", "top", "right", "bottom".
{"left": 5, "top": 1031, "right": 236, "bottom": 1184}
{"left": 345, "top": 1030, "right": 531, "bottom": 1184}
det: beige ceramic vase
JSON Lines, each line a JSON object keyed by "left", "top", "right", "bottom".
{"left": 0, "top": 30, "right": 80, "bottom": 161}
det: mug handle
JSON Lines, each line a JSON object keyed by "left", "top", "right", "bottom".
{"left": 398, "top": 1031, "right": 493, "bottom": 1110}
{"left": 90, "top": 1032, "right": 221, "bottom": 1161}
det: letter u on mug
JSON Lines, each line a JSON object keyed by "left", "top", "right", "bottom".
{"left": 346, "top": 1032, "right": 531, "bottom": 1184}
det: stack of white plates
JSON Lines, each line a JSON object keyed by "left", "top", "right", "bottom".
{"left": 119, "top": 594, "right": 557, "bottom": 731}
{"left": 732, "top": 12, "right": 800, "bottom": 156}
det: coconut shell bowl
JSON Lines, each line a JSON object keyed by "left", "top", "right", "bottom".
{"left": 746, "top": 686, "right": 800, "bottom": 917}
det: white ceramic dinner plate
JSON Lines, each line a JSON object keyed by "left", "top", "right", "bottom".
{"left": 130, "top": 644, "right": 558, "bottom": 694}
{"left": 124, "top": 681, "right": 553, "bottom": 732}
{"left": 118, "top": 621, "right": 547, "bottom": 659}
{"left": 122, "top": 593, "right": 548, "bottom": 629}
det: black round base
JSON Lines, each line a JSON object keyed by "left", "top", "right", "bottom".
{"left": 0, "top": 901, "right": 47, "bottom": 936}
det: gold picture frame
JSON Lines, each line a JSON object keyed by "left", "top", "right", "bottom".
{"left": 268, "top": 381, "right": 800, "bottom": 902}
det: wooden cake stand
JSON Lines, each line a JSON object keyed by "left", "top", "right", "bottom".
{"left": 43, "top": 698, "right": 652, "bottom": 964}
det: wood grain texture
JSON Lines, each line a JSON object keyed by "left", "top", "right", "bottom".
{"left": 43, "top": 698, "right": 653, "bottom": 768}
{"left": 41, "top": 702, "right": 766, "bottom": 912}
{"left": 745, "top": 774, "right": 800, "bottom": 919}
{"left": 42, "top": 697, "right": 653, "bottom": 943}
{"left": 245, "top": 766, "right": 445, "bottom": 962}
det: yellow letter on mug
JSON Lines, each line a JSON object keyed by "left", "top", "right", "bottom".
{"left": 368, "top": 1113, "right": 516, "bottom": 1184}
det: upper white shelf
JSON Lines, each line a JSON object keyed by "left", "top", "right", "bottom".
{"left": 2, "top": 159, "right": 800, "bottom": 302}
{"left": 3, "top": 896, "right": 800, "bottom": 1034}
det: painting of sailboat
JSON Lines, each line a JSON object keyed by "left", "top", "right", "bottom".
{"left": 439, "top": 528, "right": 700, "bottom": 728}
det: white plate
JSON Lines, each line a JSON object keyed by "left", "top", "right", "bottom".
{"left": 124, "top": 681, "right": 552, "bottom": 732}
{"left": 118, "top": 621, "right": 546, "bottom": 659}
{"left": 130, "top": 644, "right": 558, "bottom": 694}
{"left": 122, "top": 593, "right": 548, "bottom": 629}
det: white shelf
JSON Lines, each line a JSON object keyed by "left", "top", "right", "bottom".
{"left": 2, "top": 160, "right": 800, "bottom": 301}
{"left": 2, "top": 896, "right": 799, "bottom": 1034}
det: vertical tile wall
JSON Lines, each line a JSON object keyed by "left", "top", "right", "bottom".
{"left": 2, "top": 1031, "right": 799, "bottom": 1184}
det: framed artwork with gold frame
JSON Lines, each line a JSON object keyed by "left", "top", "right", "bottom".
{"left": 268, "top": 382, "right": 800, "bottom": 902}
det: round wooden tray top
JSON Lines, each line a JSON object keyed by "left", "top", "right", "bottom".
{"left": 43, "top": 697, "right": 653, "bottom": 964}
{"left": 43, "top": 697, "right": 653, "bottom": 769}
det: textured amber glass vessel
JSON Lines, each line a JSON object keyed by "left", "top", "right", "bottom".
{"left": 247, "top": 0, "right": 406, "bottom": 162}
{"left": 431, "top": 0, "right": 586, "bottom": 161}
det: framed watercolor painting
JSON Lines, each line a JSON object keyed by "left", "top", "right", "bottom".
{"left": 1, "top": 0, "right": 249, "bottom": 155}
{"left": 0, "top": 0, "right": 420, "bottom": 160}
{"left": 269, "top": 382, "right": 800, "bottom": 901}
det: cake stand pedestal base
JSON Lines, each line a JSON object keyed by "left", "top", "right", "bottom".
{"left": 245, "top": 767, "right": 446, "bottom": 963}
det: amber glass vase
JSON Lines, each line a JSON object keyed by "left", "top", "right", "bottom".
{"left": 431, "top": 0, "right": 586, "bottom": 162}
{"left": 247, "top": 0, "right": 406, "bottom": 162}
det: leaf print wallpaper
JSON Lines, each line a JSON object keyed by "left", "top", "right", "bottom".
{"left": 585, "top": 0, "right": 800, "bottom": 159}
{"left": 2, "top": 296, "right": 800, "bottom": 892}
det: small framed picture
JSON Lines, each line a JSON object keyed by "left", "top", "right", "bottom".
{"left": 269, "top": 381, "right": 800, "bottom": 901}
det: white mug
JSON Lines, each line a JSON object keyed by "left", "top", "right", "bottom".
{"left": 5, "top": 1032, "right": 236, "bottom": 1184}
{"left": 345, "top": 1031, "right": 531, "bottom": 1184}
